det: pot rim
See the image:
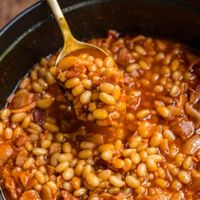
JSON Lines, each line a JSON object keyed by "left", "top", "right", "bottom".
{"left": 1, "top": 0, "right": 200, "bottom": 37}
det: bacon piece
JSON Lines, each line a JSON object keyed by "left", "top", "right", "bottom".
{"left": 33, "top": 108, "right": 45, "bottom": 125}
{"left": 19, "top": 190, "right": 41, "bottom": 200}
{"left": 11, "top": 91, "right": 33, "bottom": 109}
{"left": 0, "top": 144, "right": 14, "bottom": 166}
{"left": 171, "top": 119, "right": 194, "bottom": 140}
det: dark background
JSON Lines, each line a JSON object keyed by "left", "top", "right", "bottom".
{"left": 0, "top": 0, "right": 37, "bottom": 28}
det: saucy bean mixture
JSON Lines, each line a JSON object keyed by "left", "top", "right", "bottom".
{"left": 0, "top": 30, "right": 200, "bottom": 200}
{"left": 56, "top": 53, "right": 126, "bottom": 127}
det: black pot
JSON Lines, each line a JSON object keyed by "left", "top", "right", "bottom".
{"left": 1, "top": 0, "right": 200, "bottom": 199}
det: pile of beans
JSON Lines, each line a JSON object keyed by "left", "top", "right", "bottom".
{"left": 0, "top": 30, "right": 200, "bottom": 200}
{"left": 54, "top": 53, "right": 126, "bottom": 127}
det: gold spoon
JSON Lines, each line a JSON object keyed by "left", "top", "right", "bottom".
{"left": 46, "top": 0, "right": 126, "bottom": 129}
{"left": 46, "top": 0, "right": 108, "bottom": 66}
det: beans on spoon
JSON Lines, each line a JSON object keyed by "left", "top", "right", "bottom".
{"left": 46, "top": 0, "right": 126, "bottom": 126}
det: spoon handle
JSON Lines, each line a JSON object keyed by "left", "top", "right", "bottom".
{"left": 46, "top": 0, "right": 74, "bottom": 43}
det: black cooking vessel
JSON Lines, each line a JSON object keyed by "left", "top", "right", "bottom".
{"left": 0, "top": 0, "right": 200, "bottom": 199}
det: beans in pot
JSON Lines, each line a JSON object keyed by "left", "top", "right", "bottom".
{"left": 0, "top": 30, "right": 199, "bottom": 200}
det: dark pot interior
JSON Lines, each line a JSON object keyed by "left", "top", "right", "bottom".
{"left": 1, "top": 0, "right": 200, "bottom": 108}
